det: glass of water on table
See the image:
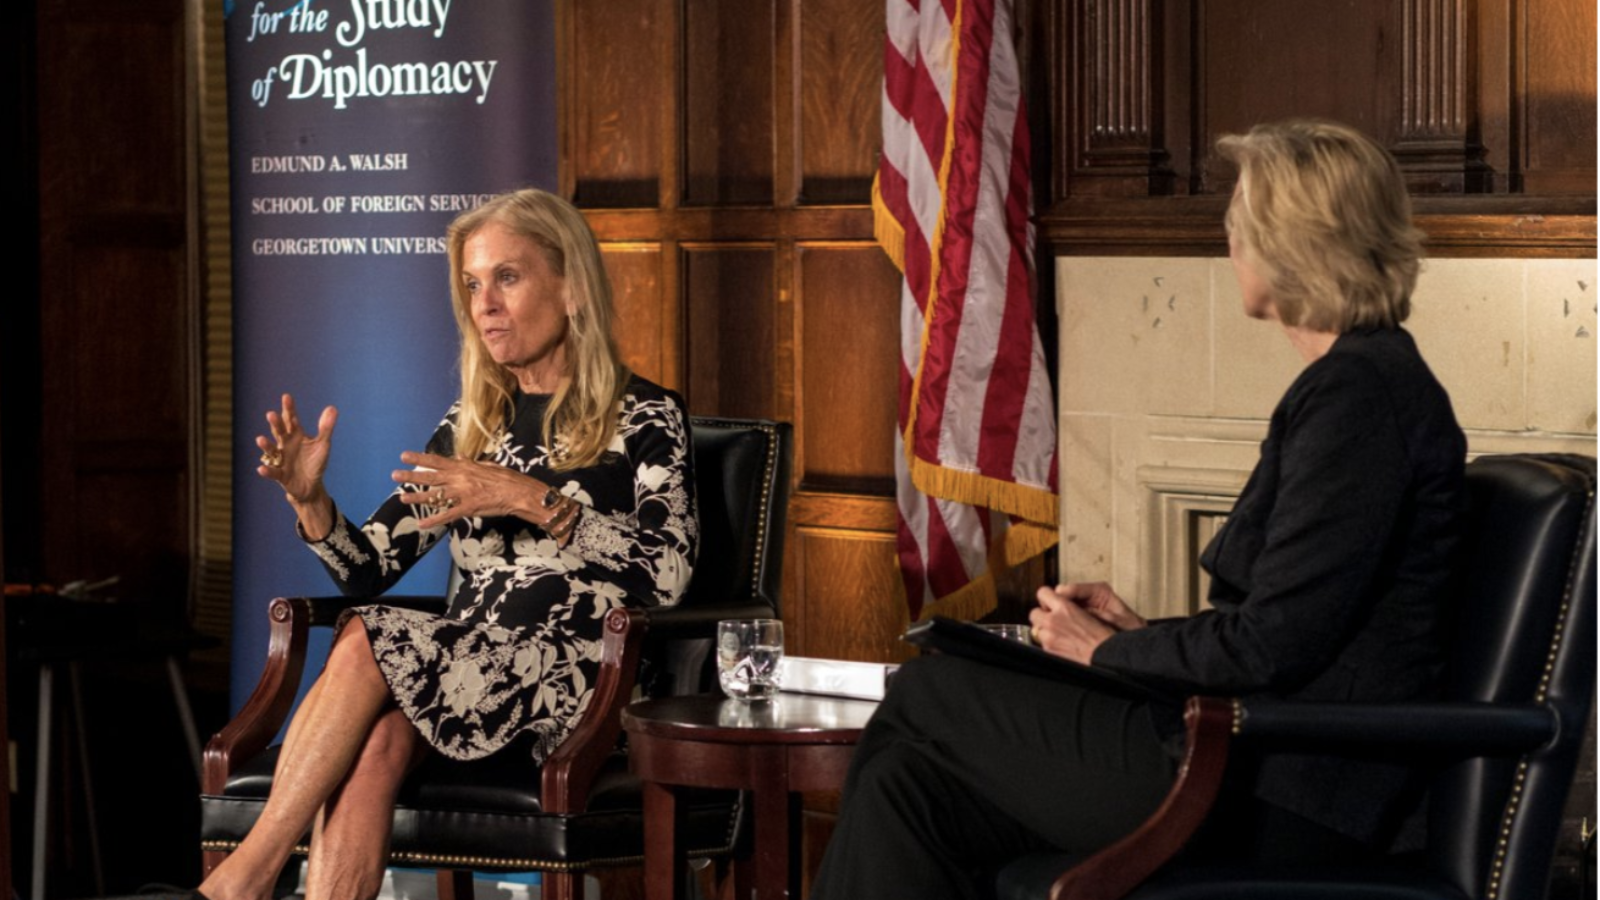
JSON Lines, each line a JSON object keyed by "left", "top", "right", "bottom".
{"left": 717, "top": 618, "right": 784, "bottom": 701}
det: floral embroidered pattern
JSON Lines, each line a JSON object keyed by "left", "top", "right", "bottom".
{"left": 309, "top": 378, "right": 698, "bottom": 762}
{"left": 308, "top": 541, "right": 351, "bottom": 582}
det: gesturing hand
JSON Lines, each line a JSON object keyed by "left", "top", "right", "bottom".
{"left": 1028, "top": 582, "right": 1146, "bottom": 664}
{"left": 256, "top": 393, "right": 338, "bottom": 505}
{"left": 394, "top": 450, "right": 581, "bottom": 539}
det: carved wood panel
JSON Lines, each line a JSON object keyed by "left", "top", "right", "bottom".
{"left": 683, "top": 0, "right": 777, "bottom": 206}
{"left": 684, "top": 245, "right": 779, "bottom": 419}
{"left": 799, "top": 0, "right": 885, "bottom": 204}
{"left": 1392, "top": 0, "right": 1488, "bottom": 191}
{"left": 1065, "top": 0, "right": 1171, "bottom": 196}
{"left": 602, "top": 244, "right": 668, "bottom": 383}
{"left": 1043, "top": 0, "right": 1596, "bottom": 255}
{"left": 797, "top": 243, "right": 900, "bottom": 493}
{"left": 1518, "top": 0, "right": 1598, "bottom": 194}
{"left": 793, "top": 525, "right": 912, "bottom": 662}
{"left": 568, "top": 0, "right": 663, "bottom": 208}
{"left": 1192, "top": 1, "right": 1403, "bottom": 175}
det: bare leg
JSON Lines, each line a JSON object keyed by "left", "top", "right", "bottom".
{"left": 200, "top": 622, "right": 396, "bottom": 900}
{"left": 302, "top": 708, "right": 429, "bottom": 900}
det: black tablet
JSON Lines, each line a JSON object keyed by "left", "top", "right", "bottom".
{"left": 901, "top": 616, "right": 1182, "bottom": 706}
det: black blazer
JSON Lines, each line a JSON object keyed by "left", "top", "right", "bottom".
{"left": 1093, "top": 326, "right": 1467, "bottom": 846}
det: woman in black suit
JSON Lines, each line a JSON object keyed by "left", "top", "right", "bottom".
{"left": 810, "top": 120, "right": 1467, "bottom": 899}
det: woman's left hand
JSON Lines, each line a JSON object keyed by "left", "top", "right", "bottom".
{"left": 394, "top": 450, "right": 579, "bottom": 538}
{"left": 1028, "top": 587, "right": 1120, "bottom": 664}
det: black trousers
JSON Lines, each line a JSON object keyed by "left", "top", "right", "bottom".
{"left": 809, "top": 654, "right": 1178, "bottom": 900}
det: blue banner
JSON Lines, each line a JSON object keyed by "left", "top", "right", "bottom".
{"left": 226, "top": 0, "right": 557, "bottom": 708}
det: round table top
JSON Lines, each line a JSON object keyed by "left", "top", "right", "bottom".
{"left": 622, "top": 692, "right": 880, "bottom": 744}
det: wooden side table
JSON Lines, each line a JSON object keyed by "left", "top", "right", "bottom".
{"left": 622, "top": 693, "right": 879, "bottom": 900}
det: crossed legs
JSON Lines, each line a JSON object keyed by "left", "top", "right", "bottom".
{"left": 809, "top": 655, "right": 1177, "bottom": 900}
{"left": 201, "top": 619, "right": 427, "bottom": 900}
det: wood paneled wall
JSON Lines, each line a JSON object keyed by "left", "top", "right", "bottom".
{"left": 562, "top": 0, "right": 920, "bottom": 665}
{"left": 557, "top": 0, "right": 1598, "bottom": 667}
{"left": 32, "top": 0, "right": 193, "bottom": 608}
{"left": 1042, "top": 0, "right": 1597, "bottom": 256}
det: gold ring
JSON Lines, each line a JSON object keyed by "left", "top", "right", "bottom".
{"left": 260, "top": 450, "right": 283, "bottom": 468}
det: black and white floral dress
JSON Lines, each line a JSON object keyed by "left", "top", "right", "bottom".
{"left": 304, "top": 377, "right": 697, "bottom": 763}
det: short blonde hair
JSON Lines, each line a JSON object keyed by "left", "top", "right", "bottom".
{"left": 446, "top": 189, "right": 629, "bottom": 469}
{"left": 1219, "top": 120, "right": 1424, "bottom": 332}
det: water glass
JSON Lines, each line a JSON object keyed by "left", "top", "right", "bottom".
{"left": 717, "top": 618, "right": 784, "bottom": 702}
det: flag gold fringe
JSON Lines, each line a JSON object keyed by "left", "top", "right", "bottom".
{"left": 918, "top": 518, "right": 1059, "bottom": 622}
{"left": 919, "top": 569, "right": 997, "bottom": 622}
{"left": 1003, "top": 519, "right": 1058, "bottom": 568}
{"left": 871, "top": 171, "right": 907, "bottom": 273}
{"left": 908, "top": 454, "right": 1059, "bottom": 527}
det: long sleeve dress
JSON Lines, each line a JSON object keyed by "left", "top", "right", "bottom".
{"left": 303, "top": 376, "right": 697, "bottom": 763}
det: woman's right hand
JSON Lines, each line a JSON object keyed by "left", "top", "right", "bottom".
{"left": 1048, "top": 582, "right": 1147, "bottom": 632}
{"left": 1029, "top": 582, "right": 1147, "bottom": 664}
{"left": 256, "top": 394, "right": 339, "bottom": 537}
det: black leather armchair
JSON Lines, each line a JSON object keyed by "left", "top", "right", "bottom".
{"left": 997, "top": 453, "right": 1597, "bottom": 900}
{"left": 201, "top": 417, "right": 793, "bottom": 900}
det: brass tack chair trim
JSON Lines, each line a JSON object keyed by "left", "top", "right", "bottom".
{"left": 1483, "top": 480, "right": 1594, "bottom": 900}
{"left": 201, "top": 839, "right": 739, "bottom": 874}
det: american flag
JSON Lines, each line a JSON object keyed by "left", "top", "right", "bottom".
{"left": 875, "top": 0, "right": 1059, "bottom": 621}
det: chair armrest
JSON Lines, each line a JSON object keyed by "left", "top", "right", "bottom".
{"left": 1049, "top": 697, "right": 1561, "bottom": 900}
{"left": 636, "top": 603, "right": 775, "bottom": 696}
{"left": 1053, "top": 697, "right": 1234, "bottom": 900}
{"left": 541, "top": 606, "right": 649, "bottom": 814}
{"left": 1236, "top": 700, "right": 1557, "bottom": 753}
{"left": 301, "top": 594, "right": 450, "bottom": 626}
{"left": 203, "top": 597, "right": 311, "bottom": 795}
{"left": 640, "top": 601, "right": 775, "bottom": 642}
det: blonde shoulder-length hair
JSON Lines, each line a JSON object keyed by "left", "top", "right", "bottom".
{"left": 445, "top": 188, "right": 629, "bottom": 469}
{"left": 1219, "top": 120, "right": 1425, "bottom": 332}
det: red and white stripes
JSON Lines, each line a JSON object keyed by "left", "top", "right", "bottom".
{"left": 877, "top": 0, "right": 1059, "bottom": 620}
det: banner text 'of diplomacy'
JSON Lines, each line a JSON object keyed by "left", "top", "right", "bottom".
{"left": 258, "top": 48, "right": 495, "bottom": 109}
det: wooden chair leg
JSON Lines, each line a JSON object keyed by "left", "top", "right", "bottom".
{"left": 710, "top": 858, "right": 736, "bottom": 900}
{"left": 594, "top": 866, "right": 647, "bottom": 900}
{"left": 543, "top": 869, "right": 579, "bottom": 900}
{"left": 436, "top": 867, "right": 475, "bottom": 900}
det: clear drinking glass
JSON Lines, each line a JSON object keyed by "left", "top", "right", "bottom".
{"left": 980, "top": 623, "right": 1034, "bottom": 645}
{"left": 717, "top": 618, "right": 784, "bottom": 702}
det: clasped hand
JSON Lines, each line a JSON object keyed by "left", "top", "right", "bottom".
{"left": 1028, "top": 582, "right": 1147, "bottom": 664}
{"left": 394, "top": 451, "right": 576, "bottom": 536}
